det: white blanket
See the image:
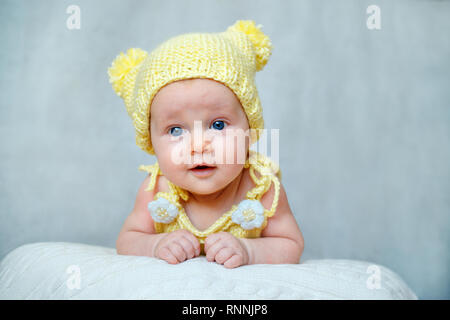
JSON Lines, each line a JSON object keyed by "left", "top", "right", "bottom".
{"left": 0, "top": 242, "right": 417, "bottom": 299}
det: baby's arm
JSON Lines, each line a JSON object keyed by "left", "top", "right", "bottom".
{"left": 116, "top": 174, "right": 200, "bottom": 262}
{"left": 116, "top": 174, "right": 165, "bottom": 256}
{"left": 241, "top": 182, "right": 304, "bottom": 264}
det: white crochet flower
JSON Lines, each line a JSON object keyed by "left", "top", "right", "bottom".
{"left": 231, "top": 199, "right": 265, "bottom": 230}
{"left": 147, "top": 198, "right": 179, "bottom": 224}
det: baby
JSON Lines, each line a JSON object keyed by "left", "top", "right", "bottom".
{"left": 109, "top": 20, "right": 304, "bottom": 268}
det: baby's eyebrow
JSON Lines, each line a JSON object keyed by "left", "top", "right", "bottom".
{"left": 204, "top": 101, "right": 239, "bottom": 117}
{"left": 159, "top": 112, "right": 179, "bottom": 122}
{"left": 154, "top": 105, "right": 185, "bottom": 121}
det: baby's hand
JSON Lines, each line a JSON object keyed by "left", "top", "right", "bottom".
{"left": 204, "top": 232, "right": 250, "bottom": 269}
{"left": 154, "top": 229, "right": 201, "bottom": 264}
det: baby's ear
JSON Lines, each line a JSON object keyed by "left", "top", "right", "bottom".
{"left": 108, "top": 48, "right": 148, "bottom": 114}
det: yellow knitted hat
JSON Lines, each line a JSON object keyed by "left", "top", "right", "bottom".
{"left": 108, "top": 20, "right": 272, "bottom": 155}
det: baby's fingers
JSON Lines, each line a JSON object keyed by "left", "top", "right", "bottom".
{"left": 215, "top": 247, "right": 235, "bottom": 265}
{"left": 183, "top": 234, "right": 201, "bottom": 257}
{"left": 158, "top": 247, "right": 178, "bottom": 264}
{"left": 168, "top": 242, "right": 187, "bottom": 262}
{"left": 204, "top": 232, "right": 225, "bottom": 253}
{"left": 224, "top": 254, "right": 244, "bottom": 269}
{"left": 177, "top": 236, "right": 197, "bottom": 259}
{"left": 205, "top": 239, "right": 225, "bottom": 262}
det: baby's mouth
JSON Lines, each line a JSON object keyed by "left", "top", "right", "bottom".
{"left": 189, "top": 164, "right": 217, "bottom": 177}
{"left": 195, "top": 165, "right": 211, "bottom": 169}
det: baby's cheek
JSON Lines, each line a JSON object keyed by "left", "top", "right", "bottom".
{"left": 169, "top": 139, "right": 192, "bottom": 165}
{"left": 211, "top": 137, "right": 233, "bottom": 165}
{"left": 154, "top": 139, "right": 183, "bottom": 172}
{"left": 210, "top": 136, "right": 227, "bottom": 164}
{"left": 224, "top": 131, "right": 248, "bottom": 166}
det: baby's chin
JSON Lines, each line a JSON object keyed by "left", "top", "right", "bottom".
{"left": 161, "top": 163, "right": 246, "bottom": 196}
{"left": 179, "top": 179, "right": 228, "bottom": 196}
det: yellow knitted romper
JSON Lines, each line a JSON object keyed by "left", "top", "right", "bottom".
{"left": 138, "top": 150, "right": 281, "bottom": 251}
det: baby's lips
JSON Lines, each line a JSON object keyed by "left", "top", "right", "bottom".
{"left": 189, "top": 162, "right": 217, "bottom": 169}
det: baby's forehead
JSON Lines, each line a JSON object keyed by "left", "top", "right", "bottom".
{"left": 154, "top": 99, "right": 238, "bottom": 123}
{"left": 152, "top": 79, "right": 242, "bottom": 117}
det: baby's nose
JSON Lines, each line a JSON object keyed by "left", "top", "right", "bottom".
{"left": 190, "top": 129, "right": 213, "bottom": 154}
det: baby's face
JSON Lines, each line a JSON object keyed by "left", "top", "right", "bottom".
{"left": 150, "top": 78, "right": 250, "bottom": 195}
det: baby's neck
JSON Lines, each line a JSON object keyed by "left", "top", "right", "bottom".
{"left": 187, "top": 170, "right": 244, "bottom": 206}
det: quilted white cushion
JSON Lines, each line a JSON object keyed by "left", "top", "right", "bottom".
{"left": 0, "top": 242, "right": 417, "bottom": 300}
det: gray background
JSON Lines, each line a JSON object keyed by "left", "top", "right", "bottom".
{"left": 0, "top": 0, "right": 449, "bottom": 299}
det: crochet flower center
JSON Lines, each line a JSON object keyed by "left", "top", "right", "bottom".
{"left": 242, "top": 209, "right": 256, "bottom": 222}
{"left": 156, "top": 207, "right": 169, "bottom": 220}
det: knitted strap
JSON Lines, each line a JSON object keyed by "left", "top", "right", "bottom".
{"left": 166, "top": 180, "right": 189, "bottom": 202}
{"left": 245, "top": 152, "right": 281, "bottom": 217}
{"left": 265, "top": 174, "right": 280, "bottom": 217}
{"left": 177, "top": 207, "right": 236, "bottom": 239}
{"left": 138, "top": 163, "right": 160, "bottom": 191}
{"left": 138, "top": 163, "right": 189, "bottom": 204}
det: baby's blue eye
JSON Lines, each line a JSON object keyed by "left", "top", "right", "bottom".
{"left": 211, "top": 120, "right": 226, "bottom": 130}
{"left": 169, "top": 127, "right": 183, "bottom": 136}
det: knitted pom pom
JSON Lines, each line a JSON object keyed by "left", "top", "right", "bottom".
{"left": 227, "top": 20, "right": 272, "bottom": 71}
{"left": 108, "top": 48, "right": 148, "bottom": 97}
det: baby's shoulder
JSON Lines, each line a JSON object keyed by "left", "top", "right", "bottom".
{"left": 155, "top": 174, "right": 171, "bottom": 194}
{"left": 138, "top": 163, "right": 171, "bottom": 193}
{"left": 133, "top": 169, "right": 171, "bottom": 214}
